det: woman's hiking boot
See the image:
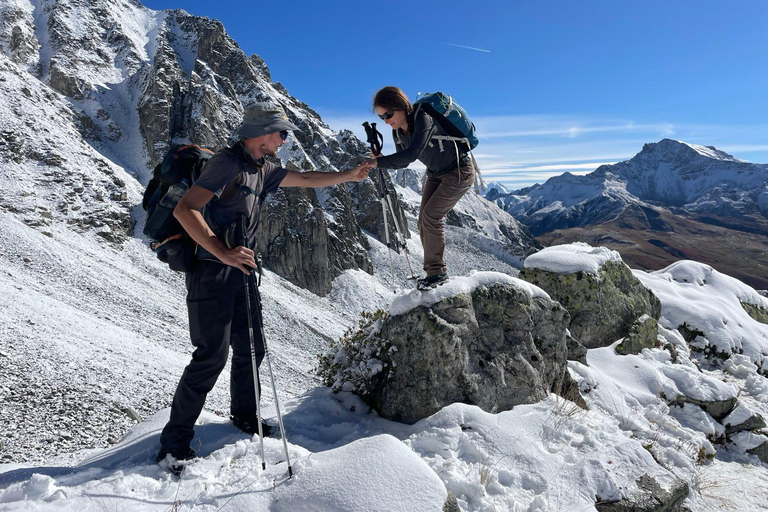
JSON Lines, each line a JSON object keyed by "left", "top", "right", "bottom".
{"left": 416, "top": 273, "right": 448, "bottom": 290}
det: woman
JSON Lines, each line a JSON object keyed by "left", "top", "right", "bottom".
{"left": 367, "top": 86, "right": 475, "bottom": 289}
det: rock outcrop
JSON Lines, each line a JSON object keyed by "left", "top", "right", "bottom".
{"left": 320, "top": 274, "right": 577, "bottom": 424}
{"left": 519, "top": 260, "right": 661, "bottom": 349}
{"left": 0, "top": 1, "right": 388, "bottom": 295}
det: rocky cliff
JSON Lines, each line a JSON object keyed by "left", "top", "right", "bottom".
{"left": 0, "top": 0, "right": 538, "bottom": 295}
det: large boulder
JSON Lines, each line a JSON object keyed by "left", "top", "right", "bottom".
{"left": 320, "top": 273, "right": 577, "bottom": 424}
{"left": 519, "top": 243, "right": 661, "bottom": 349}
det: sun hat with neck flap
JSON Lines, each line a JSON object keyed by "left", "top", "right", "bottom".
{"left": 235, "top": 107, "right": 301, "bottom": 139}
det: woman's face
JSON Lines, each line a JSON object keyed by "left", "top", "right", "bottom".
{"left": 375, "top": 106, "right": 408, "bottom": 131}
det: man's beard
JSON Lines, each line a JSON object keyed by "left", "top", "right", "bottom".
{"left": 260, "top": 144, "right": 278, "bottom": 158}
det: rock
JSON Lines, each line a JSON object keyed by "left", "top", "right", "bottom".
{"left": 121, "top": 406, "right": 142, "bottom": 423}
{"left": 722, "top": 403, "right": 766, "bottom": 435}
{"left": 741, "top": 301, "right": 768, "bottom": 325}
{"left": 134, "top": 9, "right": 380, "bottom": 294}
{"left": 664, "top": 343, "right": 679, "bottom": 363}
{"left": 616, "top": 315, "right": 659, "bottom": 355}
{"left": 671, "top": 395, "right": 737, "bottom": 423}
{"left": 519, "top": 260, "right": 662, "bottom": 349}
{"left": 595, "top": 474, "right": 689, "bottom": 512}
{"left": 566, "top": 332, "right": 588, "bottom": 363}
{"left": 255, "top": 187, "right": 334, "bottom": 296}
{"left": 443, "top": 491, "right": 460, "bottom": 512}
{"left": 351, "top": 169, "right": 410, "bottom": 248}
{"left": 730, "top": 432, "right": 768, "bottom": 464}
{"left": 366, "top": 281, "right": 573, "bottom": 424}
{"left": 747, "top": 439, "right": 768, "bottom": 464}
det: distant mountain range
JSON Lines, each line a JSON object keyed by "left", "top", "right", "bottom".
{"left": 488, "top": 139, "right": 768, "bottom": 289}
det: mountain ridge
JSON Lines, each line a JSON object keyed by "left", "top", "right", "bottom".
{"left": 492, "top": 138, "right": 768, "bottom": 287}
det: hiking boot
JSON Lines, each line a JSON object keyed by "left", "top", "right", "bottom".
{"left": 417, "top": 273, "right": 448, "bottom": 290}
{"left": 156, "top": 447, "right": 195, "bottom": 476}
{"left": 231, "top": 415, "right": 273, "bottom": 437}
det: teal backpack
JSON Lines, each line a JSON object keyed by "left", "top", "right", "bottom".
{"left": 414, "top": 92, "right": 485, "bottom": 191}
{"left": 414, "top": 92, "right": 479, "bottom": 151}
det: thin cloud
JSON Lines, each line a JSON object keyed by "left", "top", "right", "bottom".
{"left": 317, "top": 108, "right": 768, "bottom": 189}
{"left": 479, "top": 123, "right": 676, "bottom": 139}
{"left": 441, "top": 42, "right": 491, "bottom": 53}
{"left": 482, "top": 162, "right": 615, "bottom": 173}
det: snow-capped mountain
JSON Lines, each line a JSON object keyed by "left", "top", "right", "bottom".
{"left": 481, "top": 180, "right": 509, "bottom": 200}
{"left": 492, "top": 139, "right": 768, "bottom": 289}
{"left": 497, "top": 139, "right": 768, "bottom": 236}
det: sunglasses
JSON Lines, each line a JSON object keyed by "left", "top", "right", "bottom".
{"left": 280, "top": 130, "right": 289, "bottom": 140}
{"left": 378, "top": 110, "right": 395, "bottom": 121}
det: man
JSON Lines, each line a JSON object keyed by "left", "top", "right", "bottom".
{"left": 157, "top": 107, "right": 371, "bottom": 471}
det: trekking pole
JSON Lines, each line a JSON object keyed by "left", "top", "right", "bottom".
{"left": 239, "top": 218, "right": 293, "bottom": 478}
{"left": 362, "top": 122, "right": 418, "bottom": 283}
{"left": 240, "top": 217, "right": 266, "bottom": 471}
{"left": 241, "top": 215, "right": 293, "bottom": 478}
{"left": 252, "top": 276, "right": 294, "bottom": 478}
{"left": 376, "top": 169, "right": 417, "bottom": 279}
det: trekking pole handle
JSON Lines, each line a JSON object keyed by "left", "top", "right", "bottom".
{"left": 362, "top": 121, "right": 383, "bottom": 156}
{"left": 239, "top": 214, "right": 262, "bottom": 285}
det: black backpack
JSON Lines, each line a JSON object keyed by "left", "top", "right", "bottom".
{"left": 142, "top": 145, "right": 214, "bottom": 271}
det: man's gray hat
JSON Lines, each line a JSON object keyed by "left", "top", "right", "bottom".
{"left": 235, "top": 108, "right": 301, "bottom": 139}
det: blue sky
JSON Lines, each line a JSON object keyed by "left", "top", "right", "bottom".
{"left": 141, "top": 0, "right": 768, "bottom": 189}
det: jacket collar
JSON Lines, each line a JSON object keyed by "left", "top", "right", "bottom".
{"left": 234, "top": 140, "right": 265, "bottom": 169}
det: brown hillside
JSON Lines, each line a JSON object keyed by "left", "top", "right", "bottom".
{"left": 537, "top": 207, "right": 768, "bottom": 290}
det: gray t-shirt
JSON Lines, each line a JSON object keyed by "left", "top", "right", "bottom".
{"left": 194, "top": 141, "right": 287, "bottom": 251}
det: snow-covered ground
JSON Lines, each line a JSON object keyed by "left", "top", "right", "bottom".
{"left": 2, "top": 233, "right": 768, "bottom": 511}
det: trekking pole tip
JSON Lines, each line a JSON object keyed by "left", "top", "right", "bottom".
{"left": 288, "top": 465, "right": 294, "bottom": 478}
{"left": 262, "top": 462, "right": 266, "bottom": 470}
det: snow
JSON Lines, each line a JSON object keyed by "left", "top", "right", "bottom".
{"left": 523, "top": 241, "right": 623, "bottom": 275}
{"left": 0, "top": 392, "right": 683, "bottom": 511}
{"left": 633, "top": 260, "right": 768, "bottom": 366}
{"left": 680, "top": 141, "right": 740, "bottom": 162}
{"left": 388, "top": 271, "right": 549, "bottom": 317}
{"left": 3, "top": 213, "right": 768, "bottom": 512}
{"left": 0, "top": 407, "right": 445, "bottom": 512}
{"left": 271, "top": 435, "right": 447, "bottom": 512}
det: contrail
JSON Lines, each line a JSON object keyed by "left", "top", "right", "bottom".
{"left": 441, "top": 42, "right": 491, "bottom": 53}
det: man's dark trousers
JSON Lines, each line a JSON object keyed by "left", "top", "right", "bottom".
{"left": 159, "top": 260, "right": 265, "bottom": 453}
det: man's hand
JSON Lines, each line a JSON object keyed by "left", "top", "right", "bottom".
{"left": 348, "top": 161, "right": 372, "bottom": 182}
{"left": 220, "top": 245, "right": 258, "bottom": 274}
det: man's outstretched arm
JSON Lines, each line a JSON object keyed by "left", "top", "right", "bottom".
{"left": 280, "top": 161, "right": 371, "bottom": 188}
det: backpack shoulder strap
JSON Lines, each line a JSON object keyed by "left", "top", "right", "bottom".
{"left": 142, "top": 162, "right": 163, "bottom": 211}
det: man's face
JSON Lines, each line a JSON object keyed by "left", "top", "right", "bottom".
{"left": 259, "top": 131, "right": 287, "bottom": 157}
